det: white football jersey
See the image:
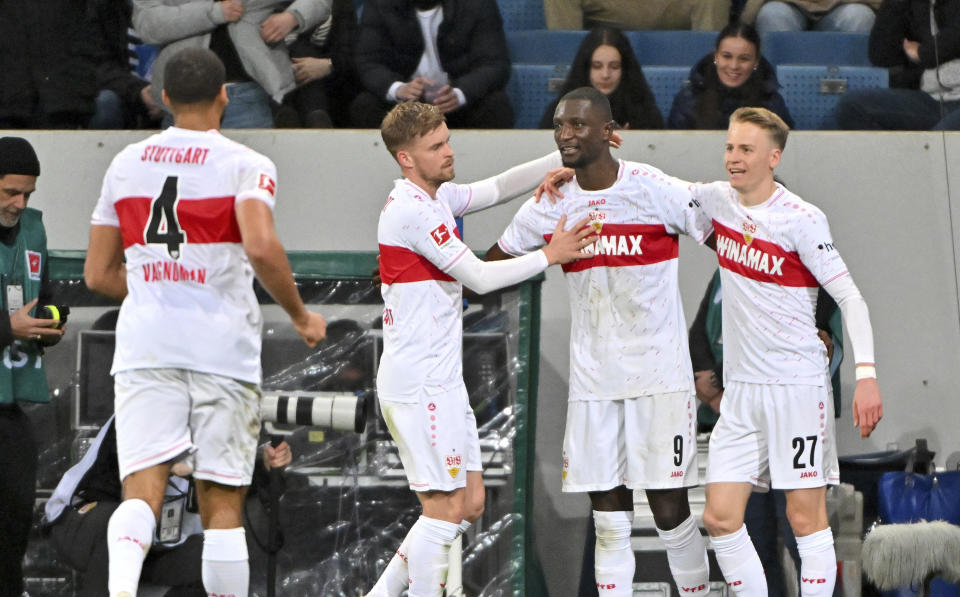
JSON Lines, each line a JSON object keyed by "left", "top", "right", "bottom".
{"left": 91, "top": 127, "right": 277, "bottom": 384}
{"left": 498, "top": 161, "right": 713, "bottom": 400}
{"left": 692, "top": 182, "right": 850, "bottom": 385}
{"left": 377, "top": 178, "right": 475, "bottom": 401}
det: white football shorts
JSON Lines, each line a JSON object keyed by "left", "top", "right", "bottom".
{"left": 706, "top": 380, "right": 839, "bottom": 490}
{"left": 379, "top": 384, "right": 482, "bottom": 492}
{"left": 561, "top": 392, "right": 699, "bottom": 492}
{"left": 114, "top": 368, "right": 261, "bottom": 486}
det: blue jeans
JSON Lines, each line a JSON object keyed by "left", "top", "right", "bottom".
{"left": 161, "top": 81, "right": 274, "bottom": 129}
{"left": 835, "top": 87, "right": 960, "bottom": 130}
{"left": 755, "top": 1, "right": 876, "bottom": 34}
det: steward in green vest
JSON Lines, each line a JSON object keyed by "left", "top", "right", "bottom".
{"left": 0, "top": 136, "right": 64, "bottom": 597}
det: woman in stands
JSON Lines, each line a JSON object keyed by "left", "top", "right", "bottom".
{"left": 668, "top": 22, "right": 794, "bottom": 129}
{"left": 538, "top": 27, "right": 663, "bottom": 129}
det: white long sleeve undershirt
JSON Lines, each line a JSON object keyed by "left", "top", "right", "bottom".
{"left": 822, "top": 274, "right": 875, "bottom": 365}
{"left": 459, "top": 151, "right": 563, "bottom": 215}
{"left": 446, "top": 249, "right": 549, "bottom": 295}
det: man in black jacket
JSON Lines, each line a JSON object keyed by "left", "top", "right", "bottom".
{"left": 835, "top": 0, "right": 960, "bottom": 130}
{"left": 349, "top": 0, "right": 514, "bottom": 128}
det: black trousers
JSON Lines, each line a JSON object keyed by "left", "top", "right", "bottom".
{"left": 50, "top": 501, "right": 205, "bottom": 597}
{"left": 349, "top": 88, "right": 515, "bottom": 129}
{"left": 0, "top": 403, "right": 37, "bottom": 597}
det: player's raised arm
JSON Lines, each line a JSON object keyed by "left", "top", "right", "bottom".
{"left": 821, "top": 274, "right": 882, "bottom": 438}
{"left": 446, "top": 215, "right": 594, "bottom": 294}
{"left": 235, "top": 199, "right": 326, "bottom": 347}
{"left": 458, "top": 151, "right": 564, "bottom": 214}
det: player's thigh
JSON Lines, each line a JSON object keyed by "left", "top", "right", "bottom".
{"left": 623, "top": 391, "right": 699, "bottom": 489}
{"left": 379, "top": 386, "right": 474, "bottom": 492}
{"left": 562, "top": 400, "right": 625, "bottom": 493}
{"left": 766, "top": 384, "right": 839, "bottom": 490}
{"left": 114, "top": 368, "right": 193, "bottom": 481}
{"left": 706, "top": 381, "right": 770, "bottom": 489}
{"left": 187, "top": 372, "right": 261, "bottom": 487}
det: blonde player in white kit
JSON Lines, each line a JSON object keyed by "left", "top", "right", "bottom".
{"left": 83, "top": 49, "right": 327, "bottom": 597}
{"left": 696, "top": 107, "right": 884, "bottom": 597}
{"left": 368, "top": 101, "right": 596, "bottom": 597}
{"left": 488, "top": 87, "right": 714, "bottom": 597}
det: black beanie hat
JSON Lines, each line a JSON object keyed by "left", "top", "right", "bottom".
{"left": 0, "top": 137, "right": 41, "bottom": 177}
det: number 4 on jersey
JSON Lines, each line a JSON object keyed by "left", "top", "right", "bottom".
{"left": 146, "top": 176, "right": 187, "bottom": 259}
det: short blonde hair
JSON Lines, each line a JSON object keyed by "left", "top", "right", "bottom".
{"left": 380, "top": 102, "right": 446, "bottom": 158}
{"left": 730, "top": 107, "right": 790, "bottom": 150}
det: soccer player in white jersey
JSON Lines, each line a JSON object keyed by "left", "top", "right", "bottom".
{"left": 368, "top": 101, "right": 595, "bottom": 597}
{"left": 83, "top": 48, "right": 327, "bottom": 597}
{"left": 695, "top": 107, "right": 883, "bottom": 597}
{"left": 488, "top": 87, "right": 714, "bottom": 597}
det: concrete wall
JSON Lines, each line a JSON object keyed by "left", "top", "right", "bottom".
{"left": 17, "top": 129, "right": 960, "bottom": 595}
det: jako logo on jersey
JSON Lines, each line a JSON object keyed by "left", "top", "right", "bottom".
{"left": 430, "top": 224, "right": 452, "bottom": 246}
{"left": 258, "top": 173, "right": 276, "bottom": 196}
{"left": 800, "top": 471, "right": 818, "bottom": 479}
{"left": 26, "top": 251, "right": 41, "bottom": 281}
{"left": 716, "top": 235, "right": 785, "bottom": 276}
{"left": 585, "top": 234, "right": 643, "bottom": 256}
{"left": 670, "top": 470, "right": 684, "bottom": 478}
{"left": 588, "top": 198, "right": 606, "bottom": 206}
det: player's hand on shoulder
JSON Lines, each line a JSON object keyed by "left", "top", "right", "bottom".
{"left": 293, "top": 310, "right": 327, "bottom": 347}
{"left": 542, "top": 215, "right": 596, "bottom": 265}
{"left": 852, "top": 377, "right": 882, "bottom": 438}
{"left": 535, "top": 167, "right": 575, "bottom": 204}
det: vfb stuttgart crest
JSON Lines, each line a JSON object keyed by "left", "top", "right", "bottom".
{"left": 741, "top": 219, "right": 758, "bottom": 244}
{"left": 445, "top": 454, "right": 463, "bottom": 479}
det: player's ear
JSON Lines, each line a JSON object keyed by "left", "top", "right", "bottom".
{"left": 396, "top": 148, "right": 414, "bottom": 169}
{"left": 161, "top": 89, "right": 171, "bottom": 109}
{"left": 768, "top": 147, "right": 782, "bottom": 170}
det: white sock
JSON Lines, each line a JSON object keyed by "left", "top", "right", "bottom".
{"left": 657, "top": 514, "right": 710, "bottom": 596}
{"left": 711, "top": 524, "right": 768, "bottom": 596}
{"left": 593, "top": 510, "right": 635, "bottom": 597}
{"left": 406, "top": 516, "right": 460, "bottom": 597}
{"left": 202, "top": 527, "right": 249, "bottom": 597}
{"left": 367, "top": 533, "right": 412, "bottom": 597}
{"left": 796, "top": 528, "right": 836, "bottom": 597}
{"left": 107, "top": 498, "right": 155, "bottom": 597}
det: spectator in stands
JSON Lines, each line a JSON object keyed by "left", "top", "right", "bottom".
{"left": 538, "top": 27, "right": 663, "bottom": 129}
{"left": 132, "top": 0, "right": 331, "bottom": 128}
{"left": 349, "top": 0, "right": 514, "bottom": 129}
{"left": 668, "top": 22, "right": 794, "bottom": 129}
{"left": 834, "top": 0, "right": 960, "bottom": 130}
{"left": 544, "top": 0, "right": 730, "bottom": 31}
{"left": 0, "top": 2, "right": 98, "bottom": 128}
{"left": 279, "top": 0, "right": 359, "bottom": 127}
{"left": 740, "top": 0, "right": 880, "bottom": 34}
{"left": 88, "top": 0, "right": 164, "bottom": 129}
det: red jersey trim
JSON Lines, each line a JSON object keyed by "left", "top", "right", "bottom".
{"left": 544, "top": 223, "right": 679, "bottom": 273}
{"left": 713, "top": 220, "right": 819, "bottom": 287}
{"left": 115, "top": 195, "right": 241, "bottom": 249}
{"left": 379, "top": 243, "right": 456, "bottom": 284}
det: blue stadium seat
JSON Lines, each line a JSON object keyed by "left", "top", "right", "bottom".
{"left": 133, "top": 44, "right": 158, "bottom": 80}
{"left": 641, "top": 66, "right": 690, "bottom": 123}
{"left": 497, "top": 0, "right": 546, "bottom": 31}
{"left": 506, "top": 30, "right": 588, "bottom": 65}
{"left": 776, "top": 65, "right": 888, "bottom": 129}
{"left": 507, "top": 64, "right": 568, "bottom": 128}
{"left": 626, "top": 31, "right": 716, "bottom": 66}
{"left": 762, "top": 32, "right": 870, "bottom": 66}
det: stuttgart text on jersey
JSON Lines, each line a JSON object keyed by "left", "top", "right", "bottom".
{"left": 139, "top": 144, "right": 211, "bottom": 165}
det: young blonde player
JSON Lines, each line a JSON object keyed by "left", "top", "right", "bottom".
{"left": 368, "top": 101, "right": 596, "bottom": 597}
{"left": 696, "top": 107, "right": 883, "bottom": 597}
{"left": 84, "top": 48, "right": 327, "bottom": 597}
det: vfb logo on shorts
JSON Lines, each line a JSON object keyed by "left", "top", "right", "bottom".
{"left": 445, "top": 454, "right": 462, "bottom": 479}
{"left": 562, "top": 456, "right": 569, "bottom": 480}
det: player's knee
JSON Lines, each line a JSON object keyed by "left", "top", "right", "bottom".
{"left": 785, "top": 504, "right": 824, "bottom": 537}
{"left": 647, "top": 489, "right": 691, "bottom": 531}
{"left": 701, "top": 506, "right": 739, "bottom": 537}
{"left": 593, "top": 510, "right": 633, "bottom": 550}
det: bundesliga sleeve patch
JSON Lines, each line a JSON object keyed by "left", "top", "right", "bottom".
{"left": 257, "top": 173, "right": 276, "bottom": 196}
{"left": 430, "top": 223, "right": 452, "bottom": 247}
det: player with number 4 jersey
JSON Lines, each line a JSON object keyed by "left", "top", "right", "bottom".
{"left": 84, "top": 49, "right": 326, "bottom": 597}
